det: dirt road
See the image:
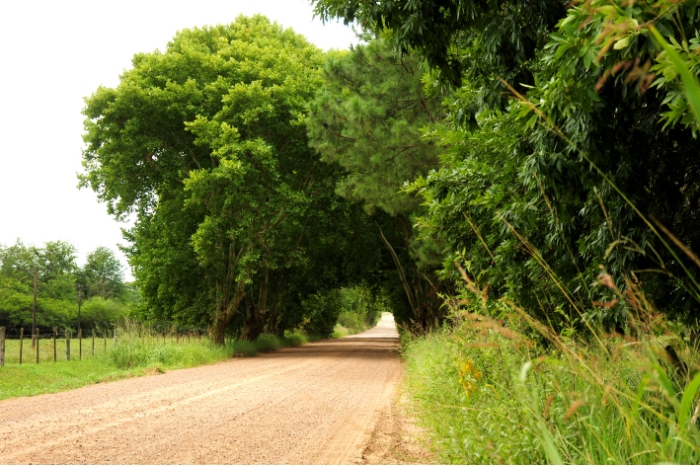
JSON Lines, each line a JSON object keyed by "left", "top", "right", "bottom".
{"left": 0, "top": 314, "right": 407, "bottom": 464}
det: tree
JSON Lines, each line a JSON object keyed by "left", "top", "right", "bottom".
{"left": 81, "top": 16, "right": 384, "bottom": 343}
{"left": 306, "top": 37, "right": 449, "bottom": 329}
{"left": 37, "top": 241, "right": 78, "bottom": 301}
{"left": 80, "top": 246, "right": 124, "bottom": 300}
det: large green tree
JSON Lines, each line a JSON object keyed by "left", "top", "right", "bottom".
{"left": 82, "top": 16, "right": 383, "bottom": 342}
{"left": 79, "top": 246, "right": 125, "bottom": 300}
{"left": 307, "top": 37, "right": 449, "bottom": 329}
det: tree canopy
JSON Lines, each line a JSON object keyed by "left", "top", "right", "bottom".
{"left": 82, "top": 16, "right": 390, "bottom": 342}
{"left": 306, "top": 37, "right": 449, "bottom": 329}
{"left": 313, "top": 0, "right": 700, "bottom": 329}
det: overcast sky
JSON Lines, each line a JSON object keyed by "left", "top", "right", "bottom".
{"left": 0, "top": 1, "right": 357, "bottom": 281}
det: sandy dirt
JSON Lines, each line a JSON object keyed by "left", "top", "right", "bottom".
{"left": 0, "top": 314, "right": 428, "bottom": 464}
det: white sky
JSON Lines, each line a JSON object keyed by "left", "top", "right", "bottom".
{"left": 0, "top": 0, "right": 357, "bottom": 281}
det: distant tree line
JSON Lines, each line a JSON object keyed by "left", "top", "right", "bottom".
{"left": 0, "top": 240, "right": 135, "bottom": 333}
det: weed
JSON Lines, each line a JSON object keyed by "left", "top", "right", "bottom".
{"left": 404, "top": 298, "right": 700, "bottom": 464}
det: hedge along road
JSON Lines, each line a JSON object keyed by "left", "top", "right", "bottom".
{"left": 0, "top": 314, "right": 401, "bottom": 464}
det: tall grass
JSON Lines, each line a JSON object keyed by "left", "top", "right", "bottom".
{"left": 403, "top": 286, "right": 700, "bottom": 464}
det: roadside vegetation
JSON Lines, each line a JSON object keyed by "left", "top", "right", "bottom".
{"left": 403, "top": 290, "right": 700, "bottom": 463}
{"left": 311, "top": 0, "right": 700, "bottom": 463}
{"left": 0, "top": 328, "right": 229, "bottom": 401}
{"left": 3, "top": 1, "right": 700, "bottom": 462}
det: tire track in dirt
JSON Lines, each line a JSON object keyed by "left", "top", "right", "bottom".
{"left": 0, "top": 314, "right": 402, "bottom": 464}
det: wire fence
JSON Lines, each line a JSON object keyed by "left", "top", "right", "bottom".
{"left": 0, "top": 326, "right": 207, "bottom": 367}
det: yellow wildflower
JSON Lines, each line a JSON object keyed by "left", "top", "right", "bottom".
{"left": 457, "top": 357, "right": 482, "bottom": 396}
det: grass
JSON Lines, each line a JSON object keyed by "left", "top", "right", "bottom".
{"left": 331, "top": 323, "right": 351, "bottom": 339}
{"left": 0, "top": 319, "right": 368, "bottom": 401}
{"left": 0, "top": 326, "right": 316, "bottom": 401}
{"left": 402, "top": 300, "right": 700, "bottom": 464}
{"left": 0, "top": 329, "right": 232, "bottom": 401}
{"left": 0, "top": 332, "right": 115, "bottom": 364}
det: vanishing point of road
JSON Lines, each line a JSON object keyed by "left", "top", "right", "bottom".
{"left": 0, "top": 314, "right": 401, "bottom": 464}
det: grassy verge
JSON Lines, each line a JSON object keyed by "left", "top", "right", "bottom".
{"left": 231, "top": 325, "right": 364, "bottom": 356}
{"left": 0, "top": 327, "right": 335, "bottom": 401}
{"left": 403, "top": 306, "right": 700, "bottom": 464}
{"left": 0, "top": 338, "right": 231, "bottom": 401}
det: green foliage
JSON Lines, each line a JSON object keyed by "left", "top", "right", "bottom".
{"left": 308, "top": 36, "right": 443, "bottom": 215}
{"left": 80, "top": 246, "right": 125, "bottom": 300}
{"left": 80, "top": 297, "right": 129, "bottom": 330}
{"left": 230, "top": 331, "right": 310, "bottom": 357}
{"left": 312, "top": 0, "right": 564, "bottom": 91}
{"left": 301, "top": 290, "right": 342, "bottom": 338}
{"left": 0, "top": 240, "right": 133, "bottom": 331}
{"left": 232, "top": 339, "right": 259, "bottom": 357}
{"left": 314, "top": 0, "right": 700, "bottom": 328}
{"left": 404, "top": 303, "right": 700, "bottom": 464}
{"left": 307, "top": 37, "right": 449, "bottom": 330}
{"left": 335, "top": 286, "right": 382, "bottom": 333}
{"left": 82, "top": 15, "right": 386, "bottom": 344}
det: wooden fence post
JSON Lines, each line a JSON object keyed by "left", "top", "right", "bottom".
{"left": 65, "top": 329, "right": 71, "bottom": 361}
{"left": 113, "top": 328, "right": 117, "bottom": 348}
{"left": 104, "top": 332, "right": 107, "bottom": 352}
{"left": 78, "top": 329, "right": 82, "bottom": 360}
{"left": 19, "top": 328, "right": 24, "bottom": 364}
{"left": 53, "top": 328, "right": 57, "bottom": 362}
{"left": 92, "top": 329, "right": 95, "bottom": 357}
{"left": 0, "top": 327, "right": 5, "bottom": 367}
{"left": 176, "top": 332, "right": 179, "bottom": 345}
{"left": 36, "top": 328, "right": 40, "bottom": 364}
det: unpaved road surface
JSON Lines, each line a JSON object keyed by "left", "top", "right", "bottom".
{"left": 0, "top": 315, "right": 407, "bottom": 464}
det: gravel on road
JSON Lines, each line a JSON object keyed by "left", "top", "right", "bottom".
{"left": 0, "top": 314, "right": 402, "bottom": 464}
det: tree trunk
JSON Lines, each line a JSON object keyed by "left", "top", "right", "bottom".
{"left": 375, "top": 222, "right": 420, "bottom": 318}
{"left": 241, "top": 310, "right": 266, "bottom": 341}
{"left": 210, "top": 281, "right": 246, "bottom": 345}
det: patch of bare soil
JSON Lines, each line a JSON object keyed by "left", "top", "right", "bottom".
{"left": 358, "top": 386, "right": 438, "bottom": 465}
{"left": 0, "top": 314, "right": 424, "bottom": 465}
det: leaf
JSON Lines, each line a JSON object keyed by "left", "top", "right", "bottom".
{"left": 678, "top": 372, "right": 700, "bottom": 432}
{"left": 613, "top": 36, "right": 630, "bottom": 50}
{"left": 538, "top": 420, "right": 564, "bottom": 465}
{"left": 650, "top": 26, "right": 700, "bottom": 124}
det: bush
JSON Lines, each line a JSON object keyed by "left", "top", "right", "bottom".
{"left": 301, "top": 291, "right": 341, "bottom": 338}
{"left": 232, "top": 340, "right": 258, "bottom": 357}
{"left": 255, "top": 334, "right": 282, "bottom": 353}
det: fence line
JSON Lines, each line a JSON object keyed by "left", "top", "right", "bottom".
{"left": 0, "top": 329, "right": 207, "bottom": 366}
{"left": 0, "top": 326, "right": 5, "bottom": 367}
